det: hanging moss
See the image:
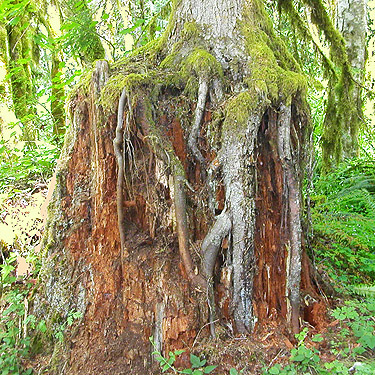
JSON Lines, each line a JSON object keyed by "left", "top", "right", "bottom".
{"left": 0, "top": 26, "right": 7, "bottom": 60}
{"left": 6, "top": 21, "right": 38, "bottom": 140}
{"left": 278, "top": 0, "right": 336, "bottom": 77}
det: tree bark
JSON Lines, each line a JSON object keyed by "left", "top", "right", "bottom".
{"left": 35, "top": 0, "right": 315, "bottom": 372}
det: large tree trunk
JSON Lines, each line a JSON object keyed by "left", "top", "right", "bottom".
{"left": 35, "top": 0, "right": 316, "bottom": 373}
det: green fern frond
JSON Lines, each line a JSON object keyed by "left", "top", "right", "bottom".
{"left": 352, "top": 285, "right": 375, "bottom": 298}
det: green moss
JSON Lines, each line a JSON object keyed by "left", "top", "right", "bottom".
{"left": 241, "top": 2, "right": 306, "bottom": 107}
{"left": 182, "top": 48, "right": 223, "bottom": 79}
{"left": 223, "top": 90, "right": 262, "bottom": 134}
{"left": 99, "top": 73, "right": 153, "bottom": 110}
{"left": 0, "top": 26, "right": 6, "bottom": 59}
{"left": 160, "top": 22, "right": 202, "bottom": 71}
{"left": 180, "top": 48, "right": 223, "bottom": 98}
{"left": 67, "top": 68, "right": 94, "bottom": 102}
{"left": 303, "top": 0, "right": 347, "bottom": 65}
{"left": 113, "top": 39, "right": 160, "bottom": 70}
{"left": 279, "top": 0, "right": 336, "bottom": 77}
{"left": 181, "top": 21, "right": 201, "bottom": 41}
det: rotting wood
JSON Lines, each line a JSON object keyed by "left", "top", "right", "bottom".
{"left": 135, "top": 96, "right": 207, "bottom": 289}
{"left": 254, "top": 108, "right": 287, "bottom": 329}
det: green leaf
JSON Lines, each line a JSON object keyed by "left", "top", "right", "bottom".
{"left": 230, "top": 369, "right": 239, "bottom": 375}
{"left": 37, "top": 320, "right": 47, "bottom": 333}
{"left": 204, "top": 365, "right": 217, "bottom": 373}
{"left": 268, "top": 366, "right": 280, "bottom": 374}
{"left": 9, "top": 16, "right": 20, "bottom": 25}
{"left": 291, "top": 353, "right": 305, "bottom": 362}
{"left": 181, "top": 369, "right": 193, "bottom": 374}
{"left": 312, "top": 334, "right": 324, "bottom": 342}
{"left": 162, "top": 363, "right": 170, "bottom": 372}
{"left": 190, "top": 354, "right": 202, "bottom": 369}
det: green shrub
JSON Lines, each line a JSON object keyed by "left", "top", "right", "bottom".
{"left": 311, "top": 158, "right": 375, "bottom": 284}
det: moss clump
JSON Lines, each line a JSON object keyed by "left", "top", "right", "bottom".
{"left": 182, "top": 48, "right": 223, "bottom": 79}
{"left": 160, "top": 22, "right": 202, "bottom": 70}
{"left": 223, "top": 90, "right": 265, "bottom": 135}
{"left": 99, "top": 73, "right": 153, "bottom": 110}
{"left": 181, "top": 48, "right": 223, "bottom": 98}
{"left": 67, "top": 68, "right": 94, "bottom": 101}
{"left": 112, "top": 39, "right": 161, "bottom": 70}
{"left": 181, "top": 21, "right": 201, "bottom": 41}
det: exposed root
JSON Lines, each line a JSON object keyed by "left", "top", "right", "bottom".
{"left": 173, "top": 174, "right": 207, "bottom": 289}
{"left": 114, "top": 88, "right": 127, "bottom": 259}
{"left": 188, "top": 77, "right": 209, "bottom": 168}
{"left": 201, "top": 210, "right": 231, "bottom": 278}
{"left": 277, "top": 103, "right": 302, "bottom": 334}
{"left": 201, "top": 209, "right": 231, "bottom": 337}
{"left": 220, "top": 112, "right": 261, "bottom": 333}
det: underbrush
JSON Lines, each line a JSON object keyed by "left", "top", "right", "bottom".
{"left": 263, "top": 297, "right": 375, "bottom": 374}
{"left": 0, "top": 139, "right": 58, "bottom": 192}
{"left": 0, "top": 254, "right": 42, "bottom": 375}
{"left": 310, "top": 158, "right": 375, "bottom": 287}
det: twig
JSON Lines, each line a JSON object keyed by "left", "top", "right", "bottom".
{"left": 192, "top": 319, "right": 219, "bottom": 348}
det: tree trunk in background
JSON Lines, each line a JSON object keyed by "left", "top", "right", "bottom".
{"left": 50, "top": 49, "right": 66, "bottom": 140}
{"left": 59, "top": 0, "right": 105, "bottom": 64}
{"left": 322, "top": 0, "right": 367, "bottom": 170}
{"left": 35, "top": 0, "right": 321, "bottom": 373}
{"left": 6, "top": 16, "right": 37, "bottom": 141}
{"left": 337, "top": 0, "right": 367, "bottom": 156}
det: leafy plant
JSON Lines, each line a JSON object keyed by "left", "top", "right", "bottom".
{"left": 331, "top": 299, "right": 375, "bottom": 354}
{"left": 0, "top": 253, "right": 42, "bottom": 375}
{"left": 54, "top": 310, "right": 83, "bottom": 342}
{"left": 311, "top": 158, "right": 375, "bottom": 285}
{"left": 149, "top": 336, "right": 216, "bottom": 374}
{"left": 0, "top": 137, "right": 58, "bottom": 192}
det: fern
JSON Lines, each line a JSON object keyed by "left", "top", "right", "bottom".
{"left": 311, "top": 158, "right": 375, "bottom": 284}
{"left": 351, "top": 285, "right": 375, "bottom": 298}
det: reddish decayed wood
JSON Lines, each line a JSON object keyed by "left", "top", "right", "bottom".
{"left": 253, "top": 110, "right": 287, "bottom": 326}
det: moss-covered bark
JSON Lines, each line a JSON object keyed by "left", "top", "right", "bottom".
{"left": 279, "top": 0, "right": 366, "bottom": 171}
{"left": 6, "top": 17, "right": 37, "bottom": 140}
